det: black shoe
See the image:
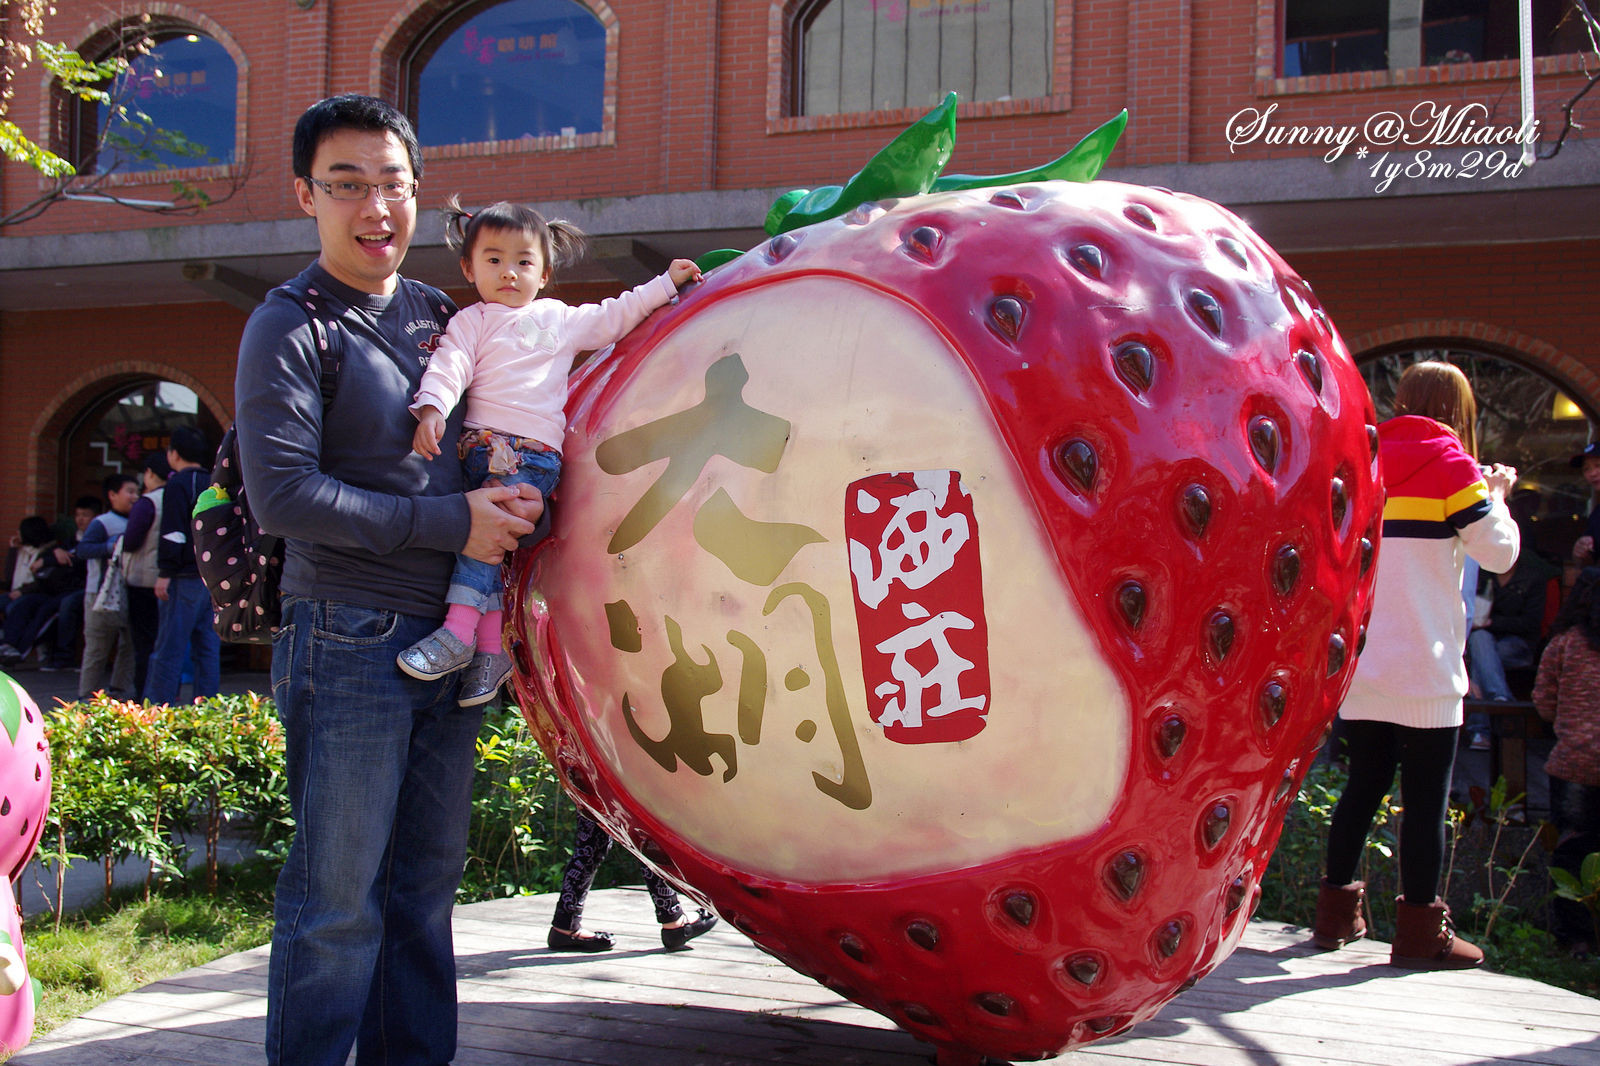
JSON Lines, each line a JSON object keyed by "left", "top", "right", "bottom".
{"left": 662, "top": 909, "right": 718, "bottom": 951}
{"left": 547, "top": 927, "right": 614, "bottom": 952}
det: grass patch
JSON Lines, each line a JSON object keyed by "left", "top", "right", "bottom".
{"left": 23, "top": 860, "right": 277, "bottom": 1039}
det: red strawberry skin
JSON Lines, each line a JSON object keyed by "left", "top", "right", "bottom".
{"left": 506, "top": 179, "right": 1380, "bottom": 1061}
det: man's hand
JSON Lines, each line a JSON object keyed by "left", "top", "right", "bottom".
{"left": 155, "top": 576, "right": 171, "bottom": 602}
{"left": 413, "top": 406, "right": 447, "bottom": 460}
{"left": 52, "top": 548, "right": 72, "bottom": 567}
{"left": 463, "top": 484, "right": 542, "bottom": 564}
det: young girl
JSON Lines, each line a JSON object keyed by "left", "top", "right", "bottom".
{"left": 1313, "top": 360, "right": 1518, "bottom": 968}
{"left": 1531, "top": 566, "right": 1600, "bottom": 956}
{"left": 398, "top": 197, "right": 700, "bottom": 705}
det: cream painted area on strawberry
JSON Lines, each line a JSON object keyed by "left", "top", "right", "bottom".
{"left": 547, "top": 276, "right": 1129, "bottom": 882}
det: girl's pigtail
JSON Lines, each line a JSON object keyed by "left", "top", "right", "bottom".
{"left": 441, "top": 193, "right": 474, "bottom": 254}
{"left": 545, "top": 219, "right": 590, "bottom": 273}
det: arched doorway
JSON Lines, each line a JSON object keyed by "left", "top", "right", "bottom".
{"left": 1358, "top": 345, "right": 1593, "bottom": 565}
{"left": 60, "top": 379, "right": 223, "bottom": 514}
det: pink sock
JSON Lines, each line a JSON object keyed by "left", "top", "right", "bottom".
{"left": 443, "top": 604, "right": 480, "bottom": 645}
{"left": 476, "top": 610, "right": 503, "bottom": 654}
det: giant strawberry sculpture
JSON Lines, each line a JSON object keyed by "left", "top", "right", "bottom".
{"left": 506, "top": 96, "right": 1381, "bottom": 1064}
{"left": 0, "top": 673, "right": 52, "bottom": 1055}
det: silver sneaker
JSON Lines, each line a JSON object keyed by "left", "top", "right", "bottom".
{"left": 457, "top": 650, "right": 513, "bottom": 707}
{"left": 397, "top": 627, "right": 476, "bottom": 681}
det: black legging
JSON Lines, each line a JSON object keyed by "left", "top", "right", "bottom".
{"left": 552, "top": 813, "right": 683, "bottom": 931}
{"left": 1325, "top": 719, "right": 1459, "bottom": 904}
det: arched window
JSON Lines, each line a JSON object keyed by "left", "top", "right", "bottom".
{"left": 64, "top": 23, "right": 237, "bottom": 174}
{"left": 1359, "top": 348, "right": 1593, "bottom": 562}
{"left": 793, "top": 0, "right": 1054, "bottom": 117}
{"left": 65, "top": 380, "right": 219, "bottom": 506}
{"left": 405, "top": 0, "right": 608, "bottom": 147}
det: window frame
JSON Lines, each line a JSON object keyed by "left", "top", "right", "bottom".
{"left": 767, "top": 0, "right": 1074, "bottom": 134}
{"left": 49, "top": 12, "right": 244, "bottom": 188}
{"left": 1259, "top": 0, "right": 1595, "bottom": 96}
{"left": 391, "top": 0, "right": 619, "bottom": 160}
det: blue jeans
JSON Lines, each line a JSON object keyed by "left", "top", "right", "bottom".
{"left": 266, "top": 599, "right": 483, "bottom": 1066}
{"left": 1465, "top": 629, "right": 1534, "bottom": 730}
{"left": 446, "top": 443, "right": 561, "bottom": 614}
{"left": 143, "top": 574, "right": 220, "bottom": 704}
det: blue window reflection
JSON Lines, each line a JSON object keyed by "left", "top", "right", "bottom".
{"left": 414, "top": 0, "right": 605, "bottom": 146}
{"left": 102, "top": 34, "right": 236, "bottom": 172}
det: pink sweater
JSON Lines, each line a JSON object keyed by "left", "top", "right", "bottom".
{"left": 412, "top": 273, "right": 678, "bottom": 449}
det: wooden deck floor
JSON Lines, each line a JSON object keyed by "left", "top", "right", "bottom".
{"left": 11, "top": 887, "right": 1600, "bottom": 1065}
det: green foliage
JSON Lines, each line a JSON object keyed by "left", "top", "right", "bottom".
{"left": 40, "top": 693, "right": 288, "bottom": 920}
{"left": 458, "top": 706, "right": 567, "bottom": 901}
{"left": 0, "top": 42, "right": 124, "bottom": 178}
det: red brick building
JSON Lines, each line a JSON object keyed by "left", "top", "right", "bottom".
{"left": 2, "top": 0, "right": 1598, "bottom": 545}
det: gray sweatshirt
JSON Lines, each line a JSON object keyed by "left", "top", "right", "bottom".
{"left": 234, "top": 263, "right": 469, "bottom": 618}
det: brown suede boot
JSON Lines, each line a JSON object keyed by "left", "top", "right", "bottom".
{"left": 1390, "top": 898, "right": 1484, "bottom": 969}
{"left": 1312, "top": 878, "right": 1367, "bottom": 950}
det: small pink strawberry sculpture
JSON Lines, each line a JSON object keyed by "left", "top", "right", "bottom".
{"left": 506, "top": 101, "right": 1380, "bottom": 1064}
{"left": 0, "top": 672, "right": 53, "bottom": 1055}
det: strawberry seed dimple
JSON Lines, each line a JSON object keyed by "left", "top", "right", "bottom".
{"left": 902, "top": 1002, "right": 941, "bottom": 1027}
{"left": 1201, "top": 803, "right": 1231, "bottom": 848}
{"left": 1113, "top": 342, "right": 1155, "bottom": 395}
{"left": 1057, "top": 439, "right": 1098, "bottom": 495}
{"left": 1207, "top": 611, "right": 1236, "bottom": 662}
{"left": 1248, "top": 416, "right": 1282, "bottom": 474}
{"left": 1064, "top": 953, "right": 1102, "bottom": 987}
{"left": 1326, "top": 633, "right": 1348, "bottom": 676}
{"left": 1275, "top": 768, "right": 1296, "bottom": 801}
{"left": 904, "top": 225, "right": 943, "bottom": 262}
{"left": 906, "top": 920, "right": 941, "bottom": 950}
{"left": 1154, "top": 919, "right": 1185, "bottom": 958}
{"left": 1259, "top": 681, "right": 1286, "bottom": 728}
{"left": 1068, "top": 243, "right": 1105, "bottom": 278}
{"left": 766, "top": 232, "right": 798, "bottom": 262}
{"left": 1116, "top": 580, "right": 1147, "bottom": 630}
{"left": 1179, "top": 484, "right": 1212, "bottom": 538}
{"left": 1124, "top": 203, "right": 1158, "bottom": 230}
{"left": 1217, "top": 237, "right": 1249, "bottom": 268}
{"left": 1367, "top": 424, "right": 1380, "bottom": 461}
{"left": 990, "top": 188, "right": 1028, "bottom": 210}
{"left": 1331, "top": 477, "right": 1349, "bottom": 530}
{"left": 1226, "top": 873, "right": 1251, "bottom": 914}
{"left": 1357, "top": 625, "right": 1368, "bottom": 656}
{"left": 839, "top": 933, "right": 868, "bottom": 963}
{"left": 1296, "top": 349, "right": 1324, "bottom": 394}
{"left": 1002, "top": 891, "right": 1037, "bottom": 927}
{"left": 975, "top": 991, "right": 1017, "bottom": 1017}
{"left": 1360, "top": 535, "right": 1375, "bottom": 576}
{"left": 1187, "top": 290, "right": 1224, "bottom": 336}
{"left": 989, "top": 296, "right": 1026, "bottom": 340}
{"left": 638, "top": 834, "right": 677, "bottom": 873}
{"left": 1155, "top": 712, "right": 1187, "bottom": 759}
{"left": 1271, "top": 545, "right": 1300, "bottom": 596}
{"left": 1105, "top": 850, "right": 1146, "bottom": 902}
{"left": 1085, "top": 1016, "right": 1120, "bottom": 1034}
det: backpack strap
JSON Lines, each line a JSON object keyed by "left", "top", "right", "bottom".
{"left": 270, "top": 276, "right": 346, "bottom": 408}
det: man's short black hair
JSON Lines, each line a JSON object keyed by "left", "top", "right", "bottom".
{"left": 73, "top": 495, "right": 102, "bottom": 514}
{"left": 293, "top": 94, "right": 422, "bottom": 183}
{"left": 103, "top": 472, "right": 139, "bottom": 497}
{"left": 168, "top": 425, "right": 211, "bottom": 465}
{"left": 16, "top": 516, "right": 52, "bottom": 548}
{"left": 142, "top": 452, "right": 171, "bottom": 480}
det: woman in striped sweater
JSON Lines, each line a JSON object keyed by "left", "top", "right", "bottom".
{"left": 1313, "top": 361, "right": 1519, "bottom": 969}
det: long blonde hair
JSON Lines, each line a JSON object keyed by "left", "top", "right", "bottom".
{"left": 1392, "top": 361, "right": 1478, "bottom": 459}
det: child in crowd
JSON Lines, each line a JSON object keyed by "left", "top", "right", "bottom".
{"left": 1531, "top": 566, "right": 1600, "bottom": 957}
{"left": 397, "top": 196, "right": 700, "bottom": 705}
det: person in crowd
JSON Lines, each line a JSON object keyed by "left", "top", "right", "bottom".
{"left": 1313, "top": 361, "right": 1518, "bottom": 969}
{"left": 44, "top": 496, "right": 99, "bottom": 672}
{"left": 0, "top": 516, "right": 66, "bottom": 661}
{"left": 396, "top": 195, "right": 698, "bottom": 706}
{"left": 144, "top": 426, "right": 219, "bottom": 705}
{"left": 120, "top": 453, "right": 169, "bottom": 698}
{"left": 1531, "top": 566, "right": 1600, "bottom": 958}
{"left": 75, "top": 472, "right": 140, "bottom": 698}
{"left": 1465, "top": 495, "right": 1561, "bottom": 749}
{"left": 233, "top": 94, "right": 541, "bottom": 1066}
{"left": 547, "top": 812, "right": 717, "bottom": 953}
